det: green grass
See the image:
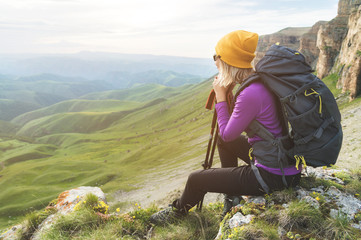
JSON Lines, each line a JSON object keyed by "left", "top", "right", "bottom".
{"left": 321, "top": 73, "right": 361, "bottom": 110}
{"left": 0, "top": 79, "right": 214, "bottom": 229}
{"left": 356, "top": 50, "right": 361, "bottom": 57}
{"left": 0, "top": 99, "right": 39, "bottom": 121}
{"left": 338, "top": 94, "right": 361, "bottom": 111}
{"left": 226, "top": 220, "right": 279, "bottom": 240}
{"left": 12, "top": 99, "right": 143, "bottom": 126}
{"left": 10, "top": 200, "right": 222, "bottom": 240}
{"left": 80, "top": 83, "right": 191, "bottom": 101}
{"left": 322, "top": 73, "right": 342, "bottom": 97}
{"left": 3, "top": 169, "right": 361, "bottom": 239}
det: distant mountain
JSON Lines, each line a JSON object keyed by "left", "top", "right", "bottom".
{"left": 0, "top": 52, "right": 213, "bottom": 122}
{"left": 0, "top": 52, "right": 216, "bottom": 80}
{"left": 0, "top": 74, "right": 110, "bottom": 120}
{"left": 0, "top": 99, "right": 39, "bottom": 121}
{"left": 0, "top": 67, "right": 208, "bottom": 121}
{"left": 104, "top": 70, "right": 205, "bottom": 88}
{"left": 11, "top": 99, "right": 140, "bottom": 126}
{"left": 9, "top": 83, "right": 193, "bottom": 139}
{"left": 81, "top": 83, "right": 192, "bottom": 101}
{"left": 0, "top": 120, "right": 18, "bottom": 134}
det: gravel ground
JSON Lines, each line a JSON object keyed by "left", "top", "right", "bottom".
{"left": 336, "top": 101, "right": 361, "bottom": 170}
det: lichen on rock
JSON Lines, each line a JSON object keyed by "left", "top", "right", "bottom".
{"left": 0, "top": 186, "right": 107, "bottom": 240}
{"left": 215, "top": 167, "right": 361, "bottom": 240}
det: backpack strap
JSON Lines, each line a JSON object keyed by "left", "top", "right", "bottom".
{"left": 247, "top": 120, "right": 277, "bottom": 142}
{"left": 293, "top": 117, "right": 335, "bottom": 145}
{"left": 247, "top": 120, "right": 289, "bottom": 188}
{"left": 249, "top": 148, "right": 270, "bottom": 194}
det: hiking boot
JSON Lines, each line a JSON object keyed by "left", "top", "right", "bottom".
{"left": 149, "top": 205, "right": 185, "bottom": 225}
{"left": 221, "top": 195, "right": 243, "bottom": 218}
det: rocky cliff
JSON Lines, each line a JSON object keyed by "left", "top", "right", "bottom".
{"left": 255, "top": 23, "right": 325, "bottom": 68}
{"left": 334, "top": 3, "right": 361, "bottom": 99}
{"left": 255, "top": 27, "right": 311, "bottom": 64}
{"left": 315, "top": 0, "right": 355, "bottom": 79}
{"left": 256, "top": 0, "right": 361, "bottom": 100}
{"left": 299, "top": 21, "right": 327, "bottom": 68}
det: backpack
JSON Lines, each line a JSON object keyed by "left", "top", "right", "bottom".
{"left": 236, "top": 44, "right": 343, "bottom": 177}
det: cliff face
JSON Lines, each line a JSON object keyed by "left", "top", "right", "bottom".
{"left": 255, "top": 27, "right": 311, "bottom": 64}
{"left": 256, "top": 0, "right": 361, "bottom": 100}
{"left": 335, "top": 4, "right": 361, "bottom": 99}
{"left": 315, "top": 0, "right": 361, "bottom": 99}
{"left": 299, "top": 21, "right": 327, "bottom": 68}
{"left": 255, "top": 24, "right": 323, "bottom": 68}
{"left": 315, "top": 0, "right": 355, "bottom": 79}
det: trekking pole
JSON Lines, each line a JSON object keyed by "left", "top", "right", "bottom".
{"left": 197, "top": 87, "right": 233, "bottom": 211}
{"left": 207, "top": 124, "right": 219, "bottom": 170}
{"left": 202, "top": 107, "right": 218, "bottom": 169}
{"left": 196, "top": 90, "right": 217, "bottom": 210}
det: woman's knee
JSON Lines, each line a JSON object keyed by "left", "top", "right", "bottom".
{"left": 187, "top": 170, "right": 203, "bottom": 184}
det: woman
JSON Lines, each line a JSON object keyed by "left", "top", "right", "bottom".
{"left": 150, "top": 30, "right": 301, "bottom": 224}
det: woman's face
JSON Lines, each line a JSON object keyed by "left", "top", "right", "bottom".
{"left": 215, "top": 57, "right": 221, "bottom": 71}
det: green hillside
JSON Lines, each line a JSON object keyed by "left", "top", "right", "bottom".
{"left": 0, "top": 79, "right": 214, "bottom": 229}
{"left": 0, "top": 76, "right": 110, "bottom": 121}
{"left": 129, "top": 70, "right": 204, "bottom": 87}
{"left": 12, "top": 83, "right": 188, "bottom": 126}
{"left": 0, "top": 120, "right": 18, "bottom": 135}
{"left": 12, "top": 99, "right": 142, "bottom": 126}
{"left": 0, "top": 99, "right": 38, "bottom": 121}
{"left": 15, "top": 99, "right": 167, "bottom": 138}
{"left": 81, "top": 83, "right": 191, "bottom": 101}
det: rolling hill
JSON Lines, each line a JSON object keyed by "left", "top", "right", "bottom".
{"left": 0, "top": 71, "right": 207, "bottom": 122}
{"left": 0, "top": 78, "right": 214, "bottom": 229}
{"left": 0, "top": 75, "right": 110, "bottom": 121}
{"left": 80, "top": 83, "right": 191, "bottom": 101}
{"left": 12, "top": 99, "right": 142, "bottom": 126}
{"left": 0, "top": 99, "right": 39, "bottom": 122}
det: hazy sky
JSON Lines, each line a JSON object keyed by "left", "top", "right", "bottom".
{"left": 0, "top": 0, "right": 339, "bottom": 58}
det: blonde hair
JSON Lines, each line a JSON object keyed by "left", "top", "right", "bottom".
{"left": 215, "top": 59, "right": 254, "bottom": 87}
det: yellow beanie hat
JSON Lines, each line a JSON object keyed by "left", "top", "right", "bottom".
{"left": 215, "top": 30, "right": 259, "bottom": 69}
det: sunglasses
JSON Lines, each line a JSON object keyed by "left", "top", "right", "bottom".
{"left": 213, "top": 54, "right": 221, "bottom": 61}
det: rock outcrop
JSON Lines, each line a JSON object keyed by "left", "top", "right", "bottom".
{"left": 315, "top": 0, "right": 361, "bottom": 100}
{"left": 334, "top": 4, "right": 361, "bottom": 99}
{"left": 255, "top": 23, "right": 325, "bottom": 68}
{"left": 0, "top": 186, "right": 107, "bottom": 240}
{"left": 255, "top": 27, "right": 311, "bottom": 64}
{"left": 298, "top": 21, "right": 327, "bottom": 68}
{"left": 216, "top": 167, "right": 361, "bottom": 239}
{"left": 315, "top": 0, "right": 356, "bottom": 79}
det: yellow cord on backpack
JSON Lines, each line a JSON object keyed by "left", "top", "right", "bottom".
{"left": 249, "top": 148, "right": 254, "bottom": 161}
{"left": 305, "top": 88, "right": 322, "bottom": 114}
{"left": 294, "top": 155, "right": 307, "bottom": 170}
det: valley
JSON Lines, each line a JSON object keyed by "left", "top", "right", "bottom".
{"left": 0, "top": 79, "right": 216, "bottom": 229}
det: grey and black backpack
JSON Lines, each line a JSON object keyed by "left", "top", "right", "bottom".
{"left": 236, "top": 44, "right": 343, "bottom": 192}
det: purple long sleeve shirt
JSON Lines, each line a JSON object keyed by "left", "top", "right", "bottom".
{"left": 215, "top": 82, "right": 300, "bottom": 175}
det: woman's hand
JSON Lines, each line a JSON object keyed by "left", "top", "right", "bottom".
{"left": 213, "top": 76, "right": 234, "bottom": 102}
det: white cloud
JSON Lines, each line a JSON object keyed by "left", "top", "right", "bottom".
{"left": 0, "top": 0, "right": 338, "bottom": 57}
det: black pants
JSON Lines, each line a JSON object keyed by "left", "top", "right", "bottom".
{"left": 173, "top": 136, "right": 300, "bottom": 211}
